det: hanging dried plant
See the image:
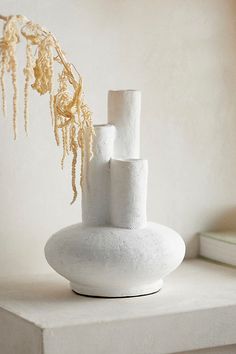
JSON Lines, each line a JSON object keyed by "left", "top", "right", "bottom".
{"left": 0, "top": 14, "right": 95, "bottom": 204}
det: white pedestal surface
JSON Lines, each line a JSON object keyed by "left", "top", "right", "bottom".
{"left": 1, "top": 259, "right": 236, "bottom": 354}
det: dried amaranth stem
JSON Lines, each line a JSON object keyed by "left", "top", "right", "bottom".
{"left": 0, "top": 14, "right": 95, "bottom": 203}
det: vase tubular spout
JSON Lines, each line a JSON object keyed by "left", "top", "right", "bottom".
{"left": 82, "top": 124, "right": 115, "bottom": 226}
{"left": 108, "top": 90, "right": 141, "bottom": 159}
{"left": 110, "top": 158, "right": 148, "bottom": 229}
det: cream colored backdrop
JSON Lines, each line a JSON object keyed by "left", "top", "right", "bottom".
{"left": 1, "top": 0, "right": 236, "bottom": 275}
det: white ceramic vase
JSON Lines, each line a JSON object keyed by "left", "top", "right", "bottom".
{"left": 45, "top": 90, "right": 185, "bottom": 298}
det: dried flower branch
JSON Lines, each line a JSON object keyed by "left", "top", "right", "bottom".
{"left": 0, "top": 14, "right": 95, "bottom": 203}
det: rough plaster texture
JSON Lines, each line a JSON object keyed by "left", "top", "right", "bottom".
{"left": 1, "top": 260, "right": 236, "bottom": 354}
{"left": 110, "top": 158, "right": 148, "bottom": 229}
{"left": 82, "top": 124, "right": 115, "bottom": 226}
{"left": 0, "top": 308, "right": 42, "bottom": 354}
{"left": 108, "top": 90, "right": 141, "bottom": 158}
{"left": 1, "top": 0, "right": 236, "bottom": 275}
{"left": 45, "top": 222, "right": 185, "bottom": 297}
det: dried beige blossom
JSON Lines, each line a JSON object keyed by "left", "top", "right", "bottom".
{"left": 0, "top": 14, "right": 94, "bottom": 203}
{"left": 0, "top": 15, "right": 25, "bottom": 138}
{"left": 23, "top": 39, "right": 34, "bottom": 134}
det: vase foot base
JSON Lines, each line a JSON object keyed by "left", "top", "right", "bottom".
{"left": 70, "top": 279, "right": 163, "bottom": 298}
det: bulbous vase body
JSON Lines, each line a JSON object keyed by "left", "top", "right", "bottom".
{"left": 45, "top": 222, "right": 185, "bottom": 297}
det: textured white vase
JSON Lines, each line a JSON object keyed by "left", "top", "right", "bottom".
{"left": 45, "top": 223, "right": 185, "bottom": 297}
{"left": 45, "top": 89, "right": 186, "bottom": 298}
{"left": 82, "top": 124, "right": 115, "bottom": 226}
{"left": 108, "top": 90, "right": 141, "bottom": 159}
{"left": 110, "top": 158, "right": 148, "bottom": 229}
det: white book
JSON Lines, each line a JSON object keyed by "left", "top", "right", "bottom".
{"left": 199, "top": 231, "right": 236, "bottom": 267}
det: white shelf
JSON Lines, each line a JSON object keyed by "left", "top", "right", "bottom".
{"left": 1, "top": 259, "right": 236, "bottom": 354}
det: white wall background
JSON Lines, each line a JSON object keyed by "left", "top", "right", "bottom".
{"left": 1, "top": 0, "right": 236, "bottom": 276}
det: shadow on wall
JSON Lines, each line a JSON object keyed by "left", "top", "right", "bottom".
{"left": 186, "top": 235, "right": 200, "bottom": 259}
{"left": 190, "top": 207, "right": 236, "bottom": 257}
{"left": 206, "top": 207, "right": 236, "bottom": 232}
